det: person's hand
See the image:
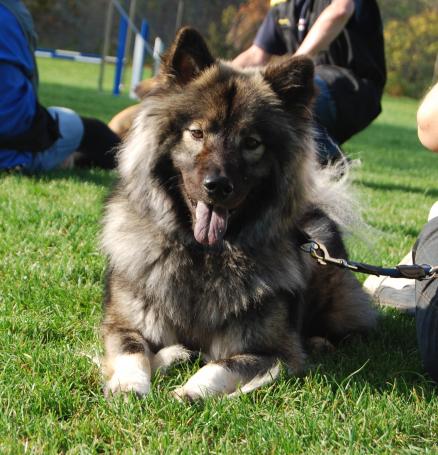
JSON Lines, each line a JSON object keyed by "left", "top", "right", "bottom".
{"left": 417, "top": 82, "right": 438, "bottom": 152}
{"left": 232, "top": 45, "right": 271, "bottom": 69}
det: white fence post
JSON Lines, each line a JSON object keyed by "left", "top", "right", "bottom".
{"left": 130, "top": 33, "right": 146, "bottom": 99}
{"left": 153, "top": 37, "right": 164, "bottom": 76}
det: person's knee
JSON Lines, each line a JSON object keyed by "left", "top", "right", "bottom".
{"left": 47, "top": 106, "right": 84, "bottom": 147}
{"left": 313, "top": 76, "right": 337, "bottom": 131}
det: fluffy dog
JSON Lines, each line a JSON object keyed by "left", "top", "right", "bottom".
{"left": 100, "top": 27, "right": 376, "bottom": 400}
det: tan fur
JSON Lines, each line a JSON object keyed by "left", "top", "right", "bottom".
{"left": 108, "top": 104, "right": 141, "bottom": 139}
{"left": 108, "top": 78, "right": 159, "bottom": 138}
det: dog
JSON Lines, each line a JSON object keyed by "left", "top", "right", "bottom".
{"left": 100, "top": 27, "right": 376, "bottom": 401}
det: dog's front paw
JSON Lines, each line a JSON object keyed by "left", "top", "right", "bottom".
{"left": 104, "top": 370, "right": 151, "bottom": 398}
{"left": 171, "top": 363, "right": 240, "bottom": 402}
{"left": 104, "top": 371, "right": 151, "bottom": 398}
{"left": 151, "top": 344, "right": 193, "bottom": 374}
{"left": 171, "top": 385, "right": 202, "bottom": 402}
{"left": 172, "top": 385, "right": 210, "bottom": 403}
{"left": 103, "top": 354, "right": 151, "bottom": 398}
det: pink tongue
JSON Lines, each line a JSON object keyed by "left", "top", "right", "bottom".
{"left": 194, "top": 201, "right": 229, "bottom": 246}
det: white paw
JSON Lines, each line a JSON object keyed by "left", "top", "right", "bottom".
{"left": 151, "top": 345, "right": 192, "bottom": 374}
{"left": 171, "top": 385, "right": 201, "bottom": 402}
{"left": 105, "top": 370, "right": 151, "bottom": 398}
{"left": 172, "top": 363, "right": 239, "bottom": 402}
{"left": 104, "top": 354, "right": 151, "bottom": 398}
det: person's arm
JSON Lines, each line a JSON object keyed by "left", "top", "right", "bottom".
{"left": 417, "top": 82, "right": 438, "bottom": 153}
{"left": 0, "top": 5, "right": 36, "bottom": 137}
{"left": 0, "top": 63, "right": 36, "bottom": 136}
{"left": 232, "top": 9, "right": 284, "bottom": 68}
{"left": 232, "top": 44, "right": 272, "bottom": 68}
{"left": 294, "top": 0, "right": 355, "bottom": 57}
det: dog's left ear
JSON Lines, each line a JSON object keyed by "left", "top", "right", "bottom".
{"left": 263, "top": 55, "right": 315, "bottom": 111}
{"left": 161, "top": 27, "right": 215, "bottom": 85}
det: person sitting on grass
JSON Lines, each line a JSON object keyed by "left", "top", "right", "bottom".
{"left": 364, "top": 81, "right": 438, "bottom": 383}
{"left": 0, "top": 0, "right": 120, "bottom": 173}
{"left": 110, "top": 0, "right": 387, "bottom": 167}
{"left": 231, "top": 0, "right": 386, "bottom": 165}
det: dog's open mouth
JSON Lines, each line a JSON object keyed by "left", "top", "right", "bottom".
{"left": 194, "top": 201, "right": 228, "bottom": 246}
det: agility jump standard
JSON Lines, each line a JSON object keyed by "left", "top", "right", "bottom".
{"left": 99, "top": 0, "right": 164, "bottom": 97}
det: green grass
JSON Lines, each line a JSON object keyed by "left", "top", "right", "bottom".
{"left": 1, "top": 59, "right": 438, "bottom": 454}
{"left": 36, "top": 58, "right": 152, "bottom": 122}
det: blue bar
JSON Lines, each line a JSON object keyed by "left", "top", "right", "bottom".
{"left": 141, "top": 19, "right": 149, "bottom": 42}
{"left": 113, "top": 15, "right": 128, "bottom": 96}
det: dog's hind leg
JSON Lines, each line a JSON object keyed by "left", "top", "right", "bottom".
{"left": 102, "top": 327, "right": 152, "bottom": 398}
{"left": 172, "top": 354, "right": 279, "bottom": 401}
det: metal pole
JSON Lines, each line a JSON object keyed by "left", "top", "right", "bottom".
{"left": 98, "top": 0, "right": 114, "bottom": 91}
{"left": 124, "top": 0, "right": 137, "bottom": 64}
{"left": 175, "top": 0, "right": 184, "bottom": 34}
{"left": 112, "top": 0, "right": 154, "bottom": 55}
{"left": 113, "top": 14, "right": 128, "bottom": 95}
{"left": 153, "top": 37, "right": 164, "bottom": 76}
{"left": 130, "top": 20, "right": 149, "bottom": 99}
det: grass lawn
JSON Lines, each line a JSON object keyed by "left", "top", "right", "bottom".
{"left": 1, "top": 59, "right": 437, "bottom": 453}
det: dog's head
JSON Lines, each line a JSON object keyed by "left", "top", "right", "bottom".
{"left": 119, "top": 27, "right": 316, "bottom": 247}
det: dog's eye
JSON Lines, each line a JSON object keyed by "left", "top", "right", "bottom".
{"left": 189, "top": 129, "right": 204, "bottom": 140}
{"left": 243, "top": 136, "right": 262, "bottom": 150}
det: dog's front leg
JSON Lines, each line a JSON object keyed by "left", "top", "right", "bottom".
{"left": 172, "top": 354, "right": 280, "bottom": 401}
{"left": 102, "top": 328, "right": 152, "bottom": 398}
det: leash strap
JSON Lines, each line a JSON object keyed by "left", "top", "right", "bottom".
{"left": 300, "top": 240, "right": 438, "bottom": 280}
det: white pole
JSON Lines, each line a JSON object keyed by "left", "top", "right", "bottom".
{"left": 153, "top": 37, "right": 164, "bottom": 76}
{"left": 98, "top": 0, "right": 114, "bottom": 91}
{"left": 175, "top": 0, "right": 184, "bottom": 34}
{"left": 130, "top": 33, "right": 145, "bottom": 99}
{"left": 124, "top": 0, "right": 137, "bottom": 64}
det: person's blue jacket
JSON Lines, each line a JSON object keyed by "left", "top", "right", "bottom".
{"left": 0, "top": 3, "right": 37, "bottom": 169}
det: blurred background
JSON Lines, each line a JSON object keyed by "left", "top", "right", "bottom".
{"left": 27, "top": 0, "right": 437, "bottom": 98}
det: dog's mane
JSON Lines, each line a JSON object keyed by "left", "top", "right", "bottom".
{"left": 114, "top": 65, "right": 359, "bottom": 251}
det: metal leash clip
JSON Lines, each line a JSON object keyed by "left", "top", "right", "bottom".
{"left": 300, "top": 239, "right": 438, "bottom": 280}
{"left": 300, "top": 241, "right": 358, "bottom": 271}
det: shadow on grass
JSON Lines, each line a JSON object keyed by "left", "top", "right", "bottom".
{"left": 305, "top": 309, "right": 437, "bottom": 399}
{"left": 351, "top": 121, "right": 420, "bottom": 152}
{"left": 349, "top": 122, "right": 438, "bottom": 172}
{"left": 357, "top": 180, "right": 438, "bottom": 198}
{"left": 23, "top": 168, "right": 117, "bottom": 188}
{"left": 38, "top": 81, "right": 135, "bottom": 123}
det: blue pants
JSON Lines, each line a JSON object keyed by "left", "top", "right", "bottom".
{"left": 22, "top": 107, "right": 84, "bottom": 173}
{"left": 414, "top": 217, "right": 438, "bottom": 382}
{"left": 313, "top": 76, "right": 343, "bottom": 164}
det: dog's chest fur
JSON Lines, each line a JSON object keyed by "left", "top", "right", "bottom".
{"left": 137, "top": 236, "right": 304, "bottom": 330}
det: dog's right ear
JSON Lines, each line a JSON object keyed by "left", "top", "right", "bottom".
{"left": 161, "top": 27, "right": 215, "bottom": 86}
{"left": 263, "top": 55, "right": 315, "bottom": 112}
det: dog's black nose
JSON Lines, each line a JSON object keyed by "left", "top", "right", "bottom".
{"left": 203, "top": 175, "right": 234, "bottom": 199}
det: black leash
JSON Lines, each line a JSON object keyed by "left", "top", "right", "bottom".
{"left": 300, "top": 240, "right": 438, "bottom": 281}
